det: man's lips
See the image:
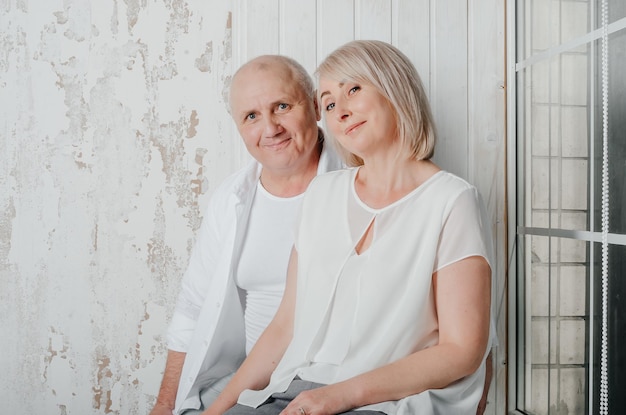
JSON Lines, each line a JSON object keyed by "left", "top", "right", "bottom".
{"left": 345, "top": 121, "right": 365, "bottom": 135}
{"left": 263, "top": 137, "right": 291, "bottom": 149}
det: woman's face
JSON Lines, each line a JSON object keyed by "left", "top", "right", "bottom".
{"left": 319, "top": 77, "right": 398, "bottom": 161}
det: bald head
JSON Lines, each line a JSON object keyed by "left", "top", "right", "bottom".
{"left": 229, "top": 55, "right": 315, "bottom": 112}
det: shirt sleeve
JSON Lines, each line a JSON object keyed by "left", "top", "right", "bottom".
{"left": 166, "top": 190, "right": 227, "bottom": 352}
{"left": 433, "top": 186, "right": 493, "bottom": 273}
{"left": 434, "top": 186, "right": 498, "bottom": 347}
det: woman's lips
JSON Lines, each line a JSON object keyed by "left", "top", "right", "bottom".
{"left": 345, "top": 121, "right": 365, "bottom": 135}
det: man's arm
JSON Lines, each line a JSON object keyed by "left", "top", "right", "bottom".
{"left": 150, "top": 350, "right": 186, "bottom": 415}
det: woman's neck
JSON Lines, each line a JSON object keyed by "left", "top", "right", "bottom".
{"left": 354, "top": 158, "right": 440, "bottom": 209}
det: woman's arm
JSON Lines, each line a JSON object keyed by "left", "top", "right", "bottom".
{"left": 202, "top": 248, "right": 299, "bottom": 415}
{"left": 281, "top": 255, "right": 491, "bottom": 415}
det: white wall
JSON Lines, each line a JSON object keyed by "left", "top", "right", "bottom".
{"left": 0, "top": 1, "right": 505, "bottom": 413}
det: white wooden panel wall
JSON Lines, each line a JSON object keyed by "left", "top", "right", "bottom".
{"left": 431, "top": 0, "right": 469, "bottom": 177}
{"left": 356, "top": 0, "right": 392, "bottom": 42}
{"left": 317, "top": 0, "right": 356, "bottom": 62}
{"left": 393, "top": 0, "right": 431, "bottom": 94}
{"left": 232, "top": 2, "right": 506, "bottom": 414}
{"left": 468, "top": 2, "right": 507, "bottom": 414}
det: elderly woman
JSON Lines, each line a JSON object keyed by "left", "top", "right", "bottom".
{"left": 204, "top": 40, "right": 492, "bottom": 415}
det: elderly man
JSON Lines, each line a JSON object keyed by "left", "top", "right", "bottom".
{"left": 150, "top": 55, "right": 343, "bottom": 415}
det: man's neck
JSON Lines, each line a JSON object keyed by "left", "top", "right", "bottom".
{"left": 260, "top": 142, "right": 322, "bottom": 198}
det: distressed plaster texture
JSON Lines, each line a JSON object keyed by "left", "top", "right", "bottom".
{"left": 0, "top": 1, "right": 236, "bottom": 413}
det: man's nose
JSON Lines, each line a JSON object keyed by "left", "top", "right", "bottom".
{"left": 263, "top": 116, "right": 284, "bottom": 136}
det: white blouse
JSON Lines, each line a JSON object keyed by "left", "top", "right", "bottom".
{"left": 239, "top": 168, "right": 493, "bottom": 414}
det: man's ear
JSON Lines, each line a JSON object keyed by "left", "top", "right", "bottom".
{"left": 313, "top": 95, "right": 321, "bottom": 121}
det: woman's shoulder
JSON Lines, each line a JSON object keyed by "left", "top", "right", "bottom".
{"left": 432, "top": 170, "right": 475, "bottom": 191}
{"left": 423, "top": 170, "right": 476, "bottom": 200}
{"left": 417, "top": 171, "right": 481, "bottom": 214}
{"left": 307, "top": 167, "right": 354, "bottom": 192}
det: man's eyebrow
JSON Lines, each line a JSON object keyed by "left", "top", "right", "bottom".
{"left": 238, "top": 108, "right": 254, "bottom": 116}
{"left": 271, "top": 98, "right": 289, "bottom": 105}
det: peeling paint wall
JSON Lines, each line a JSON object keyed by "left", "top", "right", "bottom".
{"left": 0, "top": 1, "right": 235, "bottom": 413}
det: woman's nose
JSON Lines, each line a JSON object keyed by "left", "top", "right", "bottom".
{"left": 335, "top": 98, "right": 351, "bottom": 122}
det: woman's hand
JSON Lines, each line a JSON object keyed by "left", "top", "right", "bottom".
{"left": 280, "top": 384, "right": 355, "bottom": 415}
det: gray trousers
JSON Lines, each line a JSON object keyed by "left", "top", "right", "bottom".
{"left": 224, "top": 378, "right": 386, "bottom": 415}
{"left": 181, "top": 374, "right": 234, "bottom": 415}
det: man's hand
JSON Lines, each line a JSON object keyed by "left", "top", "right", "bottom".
{"left": 149, "top": 400, "right": 173, "bottom": 415}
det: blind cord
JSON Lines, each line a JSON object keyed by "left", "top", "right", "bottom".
{"left": 599, "top": 0, "right": 609, "bottom": 414}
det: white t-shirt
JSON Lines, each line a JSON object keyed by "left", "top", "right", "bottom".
{"left": 235, "top": 181, "right": 304, "bottom": 354}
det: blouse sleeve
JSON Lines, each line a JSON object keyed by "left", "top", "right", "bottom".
{"left": 433, "top": 186, "right": 493, "bottom": 273}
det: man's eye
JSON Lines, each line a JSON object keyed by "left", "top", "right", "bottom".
{"left": 325, "top": 102, "right": 335, "bottom": 111}
{"left": 277, "top": 103, "right": 289, "bottom": 110}
{"left": 246, "top": 113, "right": 256, "bottom": 120}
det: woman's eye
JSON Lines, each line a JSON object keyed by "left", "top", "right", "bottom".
{"left": 348, "top": 86, "right": 360, "bottom": 95}
{"left": 277, "top": 103, "right": 289, "bottom": 110}
{"left": 325, "top": 102, "right": 335, "bottom": 111}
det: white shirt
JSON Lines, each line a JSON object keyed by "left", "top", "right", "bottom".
{"left": 166, "top": 140, "right": 343, "bottom": 415}
{"left": 239, "top": 168, "right": 493, "bottom": 414}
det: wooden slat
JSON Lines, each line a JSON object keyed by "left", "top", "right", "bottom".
{"left": 355, "top": 0, "right": 392, "bottom": 42}
{"left": 243, "top": 0, "right": 280, "bottom": 59}
{"left": 279, "top": 0, "right": 318, "bottom": 74}
{"left": 317, "top": 0, "right": 356, "bottom": 64}
{"left": 392, "top": 0, "right": 431, "bottom": 96}
{"left": 430, "top": 0, "right": 468, "bottom": 179}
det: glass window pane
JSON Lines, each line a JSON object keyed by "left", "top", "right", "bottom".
{"left": 519, "top": 53, "right": 591, "bottom": 233}
{"left": 610, "top": 1, "right": 626, "bottom": 23}
{"left": 521, "top": 235, "right": 589, "bottom": 415}
{"left": 518, "top": 1, "right": 592, "bottom": 62}
{"left": 591, "top": 244, "right": 626, "bottom": 413}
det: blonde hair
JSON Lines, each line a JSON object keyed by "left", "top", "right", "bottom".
{"left": 316, "top": 40, "right": 436, "bottom": 166}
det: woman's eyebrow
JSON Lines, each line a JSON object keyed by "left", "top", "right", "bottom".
{"left": 319, "top": 81, "right": 346, "bottom": 100}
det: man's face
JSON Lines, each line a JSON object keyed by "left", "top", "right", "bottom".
{"left": 229, "top": 63, "right": 321, "bottom": 176}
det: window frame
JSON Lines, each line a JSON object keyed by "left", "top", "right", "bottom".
{"left": 507, "top": 1, "right": 626, "bottom": 414}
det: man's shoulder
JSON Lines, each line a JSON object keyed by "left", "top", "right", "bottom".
{"left": 203, "top": 161, "right": 260, "bottom": 217}
{"left": 318, "top": 141, "right": 345, "bottom": 174}
{"left": 212, "top": 161, "right": 260, "bottom": 198}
